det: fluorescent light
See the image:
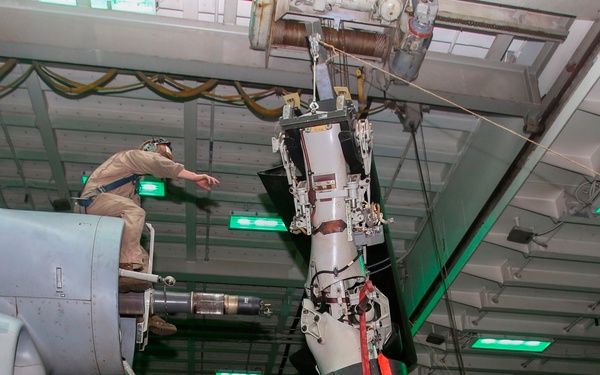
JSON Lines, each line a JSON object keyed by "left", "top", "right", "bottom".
{"left": 216, "top": 373, "right": 262, "bottom": 375}
{"left": 138, "top": 179, "right": 165, "bottom": 197}
{"left": 471, "top": 338, "right": 552, "bottom": 352}
{"left": 229, "top": 214, "right": 287, "bottom": 232}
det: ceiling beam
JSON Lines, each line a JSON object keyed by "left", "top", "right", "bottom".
{"left": 473, "top": 0, "right": 600, "bottom": 20}
{"left": 0, "top": 112, "right": 34, "bottom": 209}
{"left": 438, "top": 0, "right": 570, "bottom": 42}
{"left": 223, "top": 0, "right": 238, "bottom": 25}
{"left": 409, "top": 39, "right": 600, "bottom": 336}
{"left": 448, "top": 289, "right": 600, "bottom": 318}
{"left": 426, "top": 310, "right": 600, "bottom": 342}
{"left": 0, "top": 1, "right": 542, "bottom": 117}
{"left": 486, "top": 35, "right": 514, "bottom": 60}
{"left": 461, "top": 261, "right": 600, "bottom": 293}
{"left": 25, "top": 70, "right": 70, "bottom": 200}
{"left": 403, "top": 116, "right": 528, "bottom": 320}
{"left": 485, "top": 232, "right": 600, "bottom": 263}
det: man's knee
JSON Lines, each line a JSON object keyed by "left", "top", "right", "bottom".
{"left": 123, "top": 205, "right": 146, "bottom": 220}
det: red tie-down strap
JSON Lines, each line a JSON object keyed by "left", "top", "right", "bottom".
{"left": 359, "top": 280, "right": 374, "bottom": 375}
{"left": 377, "top": 354, "right": 393, "bottom": 375}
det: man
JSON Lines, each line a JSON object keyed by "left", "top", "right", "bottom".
{"left": 74, "top": 137, "right": 219, "bottom": 335}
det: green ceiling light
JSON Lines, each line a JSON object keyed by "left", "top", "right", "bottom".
{"left": 138, "top": 178, "right": 166, "bottom": 197}
{"left": 216, "top": 372, "right": 263, "bottom": 375}
{"left": 229, "top": 213, "right": 287, "bottom": 232}
{"left": 471, "top": 338, "right": 552, "bottom": 353}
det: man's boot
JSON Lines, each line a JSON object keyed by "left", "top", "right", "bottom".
{"left": 148, "top": 315, "right": 177, "bottom": 336}
{"left": 119, "top": 263, "right": 152, "bottom": 293}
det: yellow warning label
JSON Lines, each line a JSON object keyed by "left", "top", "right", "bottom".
{"left": 306, "top": 124, "right": 331, "bottom": 133}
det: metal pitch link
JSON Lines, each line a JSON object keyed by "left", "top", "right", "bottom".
{"left": 355, "top": 119, "right": 373, "bottom": 175}
{"left": 308, "top": 33, "right": 321, "bottom": 62}
{"left": 159, "top": 276, "right": 176, "bottom": 286}
{"left": 308, "top": 33, "right": 322, "bottom": 112}
{"left": 309, "top": 101, "right": 320, "bottom": 113}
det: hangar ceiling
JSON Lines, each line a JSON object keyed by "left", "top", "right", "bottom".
{"left": 1, "top": 0, "right": 600, "bottom": 374}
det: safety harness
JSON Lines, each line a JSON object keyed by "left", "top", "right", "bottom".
{"left": 76, "top": 174, "right": 140, "bottom": 208}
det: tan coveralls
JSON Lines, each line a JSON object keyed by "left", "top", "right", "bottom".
{"left": 76, "top": 150, "right": 184, "bottom": 266}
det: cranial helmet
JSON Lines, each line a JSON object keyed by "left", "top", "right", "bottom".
{"left": 139, "top": 137, "right": 173, "bottom": 160}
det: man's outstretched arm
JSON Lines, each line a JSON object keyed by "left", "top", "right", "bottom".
{"left": 177, "top": 169, "right": 220, "bottom": 191}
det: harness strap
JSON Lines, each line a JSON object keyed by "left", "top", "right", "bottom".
{"left": 96, "top": 174, "right": 140, "bottom": 193}
{"left": 77, "top": 174, "right": 140, "bottom": 207}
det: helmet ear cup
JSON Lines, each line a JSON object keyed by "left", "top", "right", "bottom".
{"left": 157, "top": 144, "right": 173, "bottom": 160}
{"left": 141, "top": 141, "right": 157, "bottom": 152}
{"left": 140, "top": 138, "right": 172, "bottom": 158}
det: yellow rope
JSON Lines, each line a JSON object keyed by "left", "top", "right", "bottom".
{"left": 34, "top": 62, "right": 118, "bottom": 95}
{"left": 0, "top": 59, "right": 299, "bottom": 113}
{"left": 95, "top": 81, "right": 146, "bottom": 92}
{"left": 32, "top": 63, "right": 144, "bottom": 93}
{"left": 165, "top": 76, "right": 278, "bottom": 101}
{"left": 0, "top": 59, "right": 17, "bottom": 80}
{"left": 234, "top": 81, "right": 284, "bottom": 118}
{"left": 320, "top": 40, "right": 600, "bottom": 177}
{"left": 0, "top": 64, "right": 34, "bottom": 97}
{"left": 135, "top": 71, "right": 218, "bottom": 100}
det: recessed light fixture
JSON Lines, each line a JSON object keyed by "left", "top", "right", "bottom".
{"left": 229, "top": 212, "right": 287, "bottom": 232}
{"left": 471, "top": 338, "right": 552, "bottom": 353}
{"left": 137, "top": 178, "right": 165, "bottom": 197}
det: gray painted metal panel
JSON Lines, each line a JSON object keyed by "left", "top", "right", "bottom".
{"left": 0, "top": 209, "right": 129, "bottom": 374}
{"left": 92, "top": 216, "right": 127, "bottom": 374}
{"left": 16, "top": 298, "right": 99, "bottom": 374}
{"left": 119, "top": 317, "right": 137, "bottom": 366}
{"left": 402, "top": 116, "right": 527, "bottom": 315}
{"left": 0, "top": 210, "right": 97, "bottom": 300}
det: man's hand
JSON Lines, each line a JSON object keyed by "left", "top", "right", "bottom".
{"left": 177, "top": 169, "right": 220, "bottom": 191}
{"left": 193, "top": 173, "right": 219, "bottom": 191}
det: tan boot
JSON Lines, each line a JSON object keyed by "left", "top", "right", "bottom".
{"left": 119, "top": 277, "right": 152, "bottom": 293}
{"left": 118, "top": 263, "right": 151, "bottom": 293}
{"left": 148, "top": 315, "right": 177, "bottom": 336}
{"left": 119, "top": 263, "right": 144, "bottom": 271}
{"left": 119, "top": 263, "right": 144, "bottom": 272}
